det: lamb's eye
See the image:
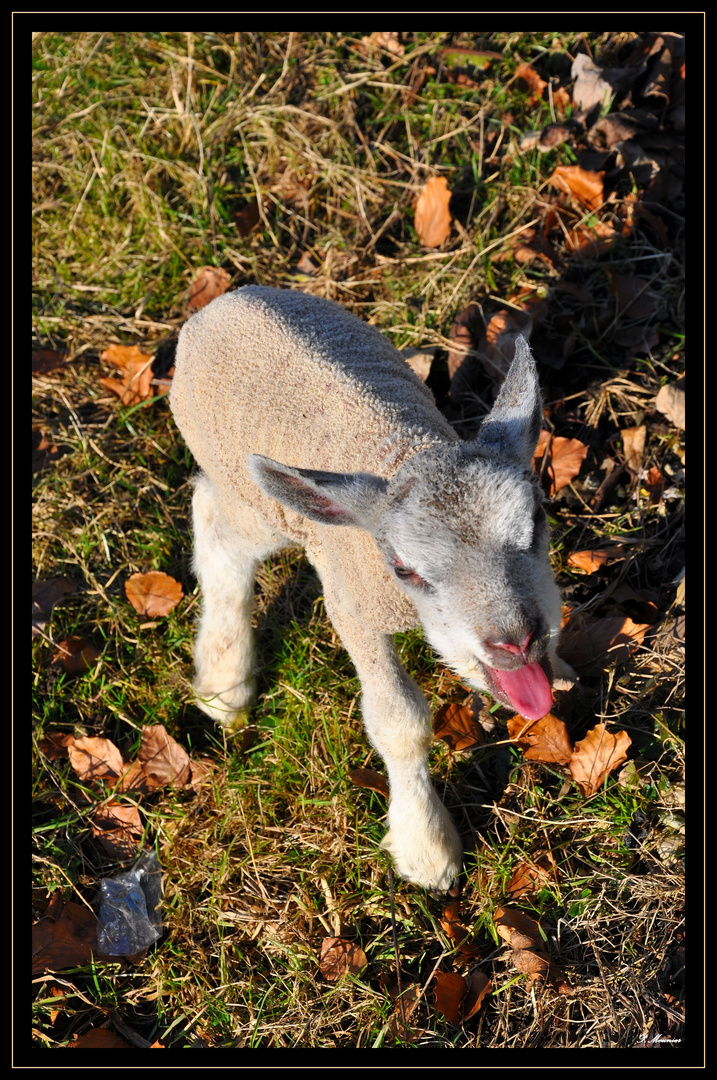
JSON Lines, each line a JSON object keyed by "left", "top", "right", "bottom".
{"left": 393, "top": 564, "right": 426, "bottom": 587}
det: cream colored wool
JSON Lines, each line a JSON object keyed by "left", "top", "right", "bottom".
{"left": 170, "top": 285, "right": 459, "bottom": 632}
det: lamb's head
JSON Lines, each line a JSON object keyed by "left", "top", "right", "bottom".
{"left": 249, "top": 337, "right": 561, "bottom": 721}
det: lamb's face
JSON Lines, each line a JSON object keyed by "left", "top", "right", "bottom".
{"left": 375, "top": 448, "right": 561, "bottom": 720}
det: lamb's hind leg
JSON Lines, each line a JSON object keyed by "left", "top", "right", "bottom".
{"left": 191, "top": 473, "right": 281, "bottom": 729}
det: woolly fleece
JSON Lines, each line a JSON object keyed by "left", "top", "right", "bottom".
{"left": 170, "top": 285, "right": 461, "bottom": 633}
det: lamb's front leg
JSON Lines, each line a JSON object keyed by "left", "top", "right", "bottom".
{"left": 332, "top": 614, "right": 462, "bottom": 892}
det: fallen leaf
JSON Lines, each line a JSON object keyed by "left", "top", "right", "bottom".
{"left": 558, "top": 613, "right": 650, "bottom": 672}
{"left": 67, "top": 736, "right": 124, "bottom": 782}
{"left": 138, "top": 725, "right": 192, "bottom": 788}
{"left": 32, "top": 577, "right": 75, "bottom": 639}
{"left": 90, "top": 801, "right": 144, "bottom": 860}
{"left": 570, "top": 53, "right": 637, "bottom": 113}
{"left": 494, "top": 905, "right": 543, "bottom": 950}
{"left": 607, "top": 274, "right": 660, "bottom": 321}
{"left": 293, "top": 250, "right": 321, "bottom": 277}
{"left": 620, "top": 424, "right": 646, "bottom": 472}
{"left": 549, "top": 165, "right": 605, "bottom": 212}
{"left": 347, "top": 768, "right": 390, "bottom": 798}
{"left": 233, "top": 198, "right": 260, "bottom": 236}
{"left": 462, "top": 970, "right": 492, "bottom": 1020}
{"left": 506, "top": 852, "right": 557, "bottom": 900}
{"left": 69, "top": 1028, "right": 132, "bottom": 1049}
{"left": 434, "top": 702, "right": 485, "bottom": 751}
{"left": 319, "top": 937, "right": 368, "bottom": 981}
{"left": 32, "top": 894, "right": 98, "bottom": 974}
{"left": 567, "top": 545, "right": 628, "bottom": 573}
{"left": 431, "top": 970, "right": 468, "bottom": 1025}
{"left": 569, "top": 723, "right": 632, "bottom": 796}
{"left": 515, "top": 62, "right": 548, "bottom": 103}
{"left": 480, "top": 308, "right": 533, "bottom": 392}
{"left": 507, "top": 713, "right": 573, "bottom": 765}
{"left": 440, "top": 901, "right": 482, "bottom": 957}
{"left": 642, "top": 466, "right": 665, "bottom": 504}
{"left": 445, "top": 302, "right": 481, "bottom": 401}
{"left": 32, "top": 349, "right": 66, "bottom": 374}
{"left": 655, "top": 377, "right": 685, "bottom": 430}
{"left": 186, "top": 266, "right": 232, "bottom": 312}
{"left": 401, "top": 347, "right": 435, "bottom": 382}
{"left": 414, "top": 176, "right": 452, "bottom": 248}
{"left": 533, "top": 431, "right": 589, "bottom": 495}
{"left": 51, "top": 636, "right": 101, "bottom": 674}
{"left": 33, "top": 429, "right": 66, "bottom": 474}
{"left": 125, "top": 572, "right": 183, "bottom": 617}
{"left": 99, "top": 344, "right": 156, "bottom": 407}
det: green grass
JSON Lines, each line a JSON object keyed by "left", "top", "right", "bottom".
{"left": 32, "top": 31, "right": 685, "bottom": 1052}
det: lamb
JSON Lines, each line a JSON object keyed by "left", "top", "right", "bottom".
{"left": 169, "top": 284, "right": 572, "bottom": 892}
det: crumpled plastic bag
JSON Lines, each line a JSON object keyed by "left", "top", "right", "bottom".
{"left": 95, "top": 848, "right": 163, "bottom": 956}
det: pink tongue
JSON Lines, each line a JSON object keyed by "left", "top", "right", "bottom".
{"left": 489, "top": 660, "right": 553, "bottom": 721}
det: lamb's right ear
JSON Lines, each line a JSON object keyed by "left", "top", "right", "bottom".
{"left": 248, "top": 455, "right": 389, "bottom": 530}
{"left": 471, "top": 336, "right": 543, "bottom": 468}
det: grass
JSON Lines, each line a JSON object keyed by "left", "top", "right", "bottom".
{"left": 32, "top": 32, "right": 686, "bottom": 1053}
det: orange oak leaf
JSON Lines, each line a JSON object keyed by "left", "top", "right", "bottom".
{"left": 549, "top": 165, "right": 605, "bottom": 212}
{"left": 434, "top": 702, "right": 485, "bottom": 751}
{"left": 507, "top": 713, "right": 573, "bottom": 765}
{"left": 125, "top": 572, "right": 183, "bottom": 617}
{"left": 569, "top": 723, "right": 631, "bottom": 796}
{"left": 319, "top": 937, "right": 368, "bottom": 982}
{"left": 186, "top": 266, "right": 232, "bottom": 312}
{"left": 137, "top": 725, "right": 192, "bottom": 788}
{"left": 414, "top": 176, "right": 452, "bottom": 248}
{"left": 533, "top": 430, "right": 589, "bottom": 495}
{"left": 99, "top": 344, "right": 156, "bottom": 406}
{"left": 347, "top": 768, "right": 390, "bottom": 798}
{"left": 67, "top": 736, "right": 124, "bottom": 782}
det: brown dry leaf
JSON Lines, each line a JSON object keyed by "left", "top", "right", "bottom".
{"left": 571, "top": 53, "right": 635, "bottom": 113}
{"left": 480, "top": 308, "right": 533, "bottom": 392}
{"left": 533, "top": 430, "right": 589, "bottom": 495}
{"left": 32, "top": 893, "right": 98, "bottom": 975}
{"left": 125, "top": 571, "right": 183, "bottom": 617}
{"left": 515, "top": 62, "right": 548, "bottom": 103}
{"left": 511, "top": 948, "right": 551, "bottom": 977}
{"left": 33, "top": 429, "right": 66, "bottom": 474}
{"left": 414, "top": 176, "right": 452, "bottom": 248}
{"left": 38, "top": 732, "right": 75, "bottom": 760}
{"left": 506, "top": 852, "right": 557, "bottom": 900}
{"left": 388, "top": 983, "right": 422, "bottom": 1039}
{"left": 319, "top": 937, "right": 368, "bottom": 982}
{"left": 507, "top": 713, "right": 573, "bottom": 765}
{"left": 233, "top": 198, "right": 260, "bottom": 236}
{"left": 563, "top": 219, "right": 624, "bottom": 257}
{"left": 620, "top": 424, "right": 646, "bottom": 472}
{"left": 90, "top": 801, "right": 144, "bottom": 860}
{"left": 67, "top": 736, "right": 124, "bottom": 782}
{"left": 293, "top": 250, "right": 321, "bottom": 277}
{"left": 33, "top": 577, "right": 75, "bottom": 639}
{"left": 549, "top": 165, "right": 605, "bottom": 212}
{"left": 462, "top": 971, "right": 492, "bottom": 1020}
{"left": 116, "top": 758, "right": 162, "bottom": 796}
{"left": 445, "top": 302, "right": 481, "bottom": 400}
{"left": 655, "top": 377, "right": 685, "bottom": 430}
{"left": 401, "top": 347, "right": 435, "bottom": 382}
{"left": 607, "top": 274, "right": 660, "bottom": 321}
{"left": 138, "top": 724, "right": 192, "bottom": 788}
{"left": 431, "top": 970, "right": 468, "bottom": 1025}
{"left": 434, "top": 702, "right": 484, "bottom": 752}
{"left": 186, "top": 266, "right": 232, "bottom": 312}
{"left": 569, "top": 723, "right": 632, "bottom": 796}
{"left": 567, "top": 545, "right": 628, "bottom": 573}
{"left": 69, "top": 1028, "right": 132, "bottom": 1049}
{"left": 559, "top": 613, "right": 650, "bottom": 672}
{"left": 347, "top": 768, "right": 390, "bottom": 798}
{"left": 51, "top": 636, "right": 101, "bottom": 675}
{"left": 494, "top": 905, "right": 543, "bottom": 950}
{"left": 99, "top": 344, "right": 156, "bottom": 407}
{"left": 440, "top": 901, "right": 482, "bottom": 958}
{"left": 642, "top": 465, "right": 665, "bottom": 504}
{"left": 32, "top": 349, "right": 66, "bottom": 374}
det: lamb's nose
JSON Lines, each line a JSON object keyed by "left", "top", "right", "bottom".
{"left": 483, "top": 631, "right": 533, "bottom": 665}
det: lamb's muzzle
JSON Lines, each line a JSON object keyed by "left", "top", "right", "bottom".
{"left": 169, "top": 285, "right": 573, "bottom": 892}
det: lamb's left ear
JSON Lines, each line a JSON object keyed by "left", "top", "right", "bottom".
{"left": 471, "top": 336, "right": 543, "bottom": 468}
{"left": 248, "top": 454, "right": 389, "bottom": 530}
